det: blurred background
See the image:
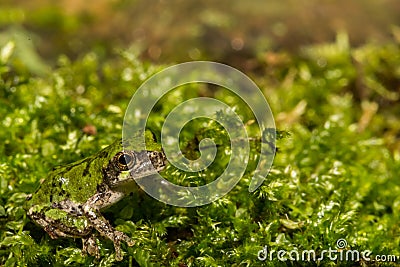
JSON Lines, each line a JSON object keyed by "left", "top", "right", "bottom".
{"left": 1, "top": 0, "right": 399, "bottom": 70}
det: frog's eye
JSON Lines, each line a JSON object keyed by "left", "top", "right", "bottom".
{"left": 115, "top": 151, "right": 136, "bottom": 171}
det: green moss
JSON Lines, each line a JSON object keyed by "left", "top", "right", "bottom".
{"left": 1, "top": 34, "right": 400, "bottom": 266}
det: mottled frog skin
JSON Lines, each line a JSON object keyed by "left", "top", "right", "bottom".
{"left": 26, "top": 131, "right": 166, "bottom": 260}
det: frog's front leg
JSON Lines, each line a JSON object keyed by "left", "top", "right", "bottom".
{"left": 82, "top": 189, "right": 135, "bottom": 261}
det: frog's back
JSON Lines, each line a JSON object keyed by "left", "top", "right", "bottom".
{"left": 29, "top": 140, "right": 122, "bottom": 206}
{"left": 29, "top": 159, "right": 102, "bottom": 207}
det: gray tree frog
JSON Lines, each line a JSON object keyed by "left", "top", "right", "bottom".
{"left": 26, "top": 131, "right": 167, "bottom": 261}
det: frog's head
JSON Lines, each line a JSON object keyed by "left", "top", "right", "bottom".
{"left": 104, "top": 148, "right": 167, "bottom": 188}
{"left": 100, "top": 130, "right": 167, "bottom": 188}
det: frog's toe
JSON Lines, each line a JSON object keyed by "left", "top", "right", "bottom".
{"left": 82, "top": 235, "right": 100, "bottom": 259}
{"left": 112, "top": 231, "right": 134, "bottom": 260}
{"left": 118, "top": 231, "right": 135, "bottom": 246}
{"left": 113, "top": 239, "right": 123, "bottom": 261}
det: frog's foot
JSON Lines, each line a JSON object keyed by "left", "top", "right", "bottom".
{"left": 82, "top": 234, "right": 100, "bottom": 259}
{"left": 112, "top": 230, "right": 135, "bottom": 260}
